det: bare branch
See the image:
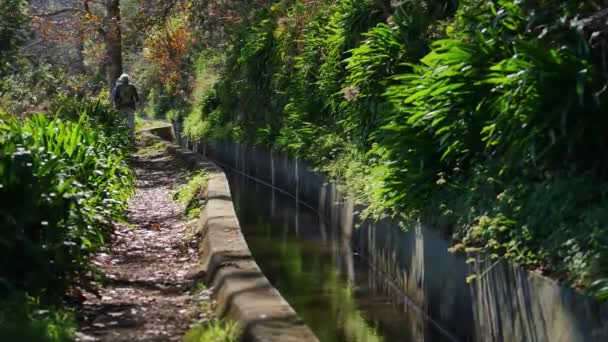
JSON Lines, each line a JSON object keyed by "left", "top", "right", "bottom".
{"left": 24, "top": 40, "right": 48, "bottom": 49}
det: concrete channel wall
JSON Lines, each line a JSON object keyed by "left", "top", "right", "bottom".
{"left": 173, "top": 133, "right": 608, "bottom": 342}
{"left": 146, "top": 128, "right": 318, "bottom": 342}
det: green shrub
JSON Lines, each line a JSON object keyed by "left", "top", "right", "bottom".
{"left": 183, "top": 89, "right": 221, "bottom": 141}
{"left": 0, "top": 294, "right": 74, "bottom": 342}
{"left": 184, "top": 319, "right": 241, "bottom": 342}
{"left": 342, "top": 16, "right": 417, "bottom": 147}
{"left": 217, "top": 14, "right": 279, "bottom": 126}
{"left": 437, "top": 165, "right": 608, "bottom": 287}
{"left": 166, "top": 108, "right": 186, "bottom": 123}
{"left": 143, "top": 85, "right": 188, "bottom": 120}
{"left": 314, "top": 0, "right": 383, "bottom": 116}
{"left": 374, "top": 0, "right": 608, "bottom": 212}
{"left": 0, "top": 113, "right": 133, "bottom": 297}
{"left": 174, "top": 170, "right": 208, "bottom": 219}
{"left": 51, "top": 96, "right": 134, "bottom": 150}
{"left": 179, "top": 0, "right": 608, "bottom": 296}
{"left": 370, "top": 0, "right": 608, "bottom": 292}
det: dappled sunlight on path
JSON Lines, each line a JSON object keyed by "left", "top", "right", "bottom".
{"left": 76, "top": 139, "right": 212, "bottom": 342}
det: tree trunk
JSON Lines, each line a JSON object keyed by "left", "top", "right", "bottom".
{"left": 105, "top": 0, "right": 122, "bottom": 91}
{"left": 75, "top": 30, "right": 88, "bottom": 75}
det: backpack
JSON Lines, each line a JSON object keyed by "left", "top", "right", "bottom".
{"left": 113, "top": 84, "right": 136, "bottom": 108}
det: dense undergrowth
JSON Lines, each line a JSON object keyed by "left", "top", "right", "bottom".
{"left": 175, "top": 0, "right": 608, "bottom": 298}
{"left": 0, "top": 98, "right": 134, "bottom": 340}
{"left": 184, "top": 319, "right": 241, "bottom": 342}
{"left": 174, "top": 170, "right": 209, "bottom": 219}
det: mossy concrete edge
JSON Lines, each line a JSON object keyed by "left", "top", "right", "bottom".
{"left": 144, "top": 130, "right": 318, "bottom": 342}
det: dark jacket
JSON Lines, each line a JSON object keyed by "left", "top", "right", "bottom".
{"left": 112, "top": 83, "right": 140, "bottom": 109}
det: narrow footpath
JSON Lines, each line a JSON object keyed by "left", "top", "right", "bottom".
{"left": 76, "top": 136, "right": 212, "bottom": 341}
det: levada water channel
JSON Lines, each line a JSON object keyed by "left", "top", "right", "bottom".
{"left": 224, "top": 167, "right": 463, "bottom": 341}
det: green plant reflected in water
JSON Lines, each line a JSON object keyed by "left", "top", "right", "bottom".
{"left": 247, "top": 237, "right": 383, "bottom": 342}
{"left": 228, "top": 171, "right": 454, "bottom": 342}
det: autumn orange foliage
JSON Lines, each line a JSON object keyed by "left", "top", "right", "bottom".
{"left": 31, "top": 12, "right": 100, "bottom": 43}
{"left": 145, "top": 23, "right": 191, "bottom": 95}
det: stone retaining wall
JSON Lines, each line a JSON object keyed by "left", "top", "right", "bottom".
{"left": 188, "top": 139, "right": 608, "bottom": 342}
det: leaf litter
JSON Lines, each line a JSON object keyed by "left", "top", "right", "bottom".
{"left": 76, "top": 138, "right": 213, "bottom": 342}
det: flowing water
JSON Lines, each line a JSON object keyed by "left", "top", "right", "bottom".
{"left": 225, "top": 169, "right": 458, "bottom": 342}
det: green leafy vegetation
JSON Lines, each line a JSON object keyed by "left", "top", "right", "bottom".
{"left": 174, "top": 170, "right": 208, "bottom": 219}
{"left": 0, "top": 294, "right": 74, "bottom": 342}
{"left": 177, "top": 0, "right": 608, "bottom": 297}
{"left": 182, "top": 282, "right": 237, "bottom": 342}
{"left": 0, "top": 99, "right": 134, "bottom": 337}
{"left": 184, "top": 319, "right": 241, "bottom": 342}
{"left": 0, "top": 106, "right": 134, "bottom": 297}
{"left": 51, "top": 96, "right": 135, "bottom": 149}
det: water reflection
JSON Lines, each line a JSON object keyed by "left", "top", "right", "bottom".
{"left": 227, "top": 170, "right": 455, "bottom": 342}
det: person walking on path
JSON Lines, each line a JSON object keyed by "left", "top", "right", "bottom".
{"left": 112, "top": 74, "right": 140, "bottom": 134}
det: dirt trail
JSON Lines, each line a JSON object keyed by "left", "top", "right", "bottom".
{"left": 76, "top": 139, "right": 211, "bottom": 341}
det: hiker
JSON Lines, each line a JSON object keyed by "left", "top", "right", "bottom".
{"left": 112, "top": 74, "right": 140, "bottom": 134}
